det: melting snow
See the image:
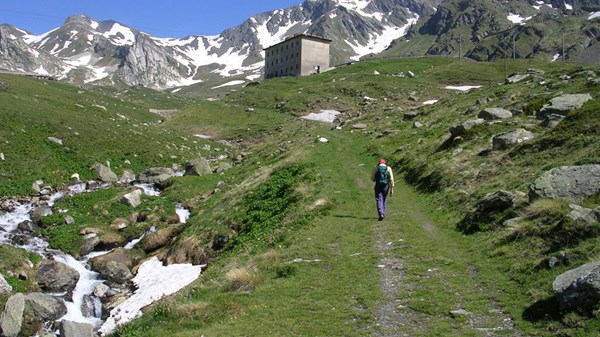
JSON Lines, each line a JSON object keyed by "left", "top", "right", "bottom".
{"left": 300, "top": 110, "right": 341, "bottom": 123}
{"left": 552, "top": 53, "right": 561, "bottom": 62}
{"left": 422, "top": 100, "right": 438, "bottom": 105}
{"left": 507, "top": 13, "right": 532, "bottom": 25}
{"left": 99, "top": 257, "right": 203, "bottom": 335}
{"left": 346, "top": 14, "right": 418, "bottom": 61}
{"left": 445, "top": 85, "right": 482, "bottom": 92}
{"left": 102, "top": 23, "right": 135, "bottom": 45}
{"left": 589, "top": 12, "right": 600, "bottom": 20}
{"left": 212, "top": 80, "right": 245, "bottom": 89}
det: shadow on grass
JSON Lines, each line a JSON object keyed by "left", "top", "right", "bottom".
{"left": 523, "top": 296, "right": 564, "bottom": 323}
{"left": 332, "top": 214, "right": 375, "bottom": 221}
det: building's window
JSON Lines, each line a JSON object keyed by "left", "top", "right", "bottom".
{"left": 296, "top": 64, "right": 299, "bottom": 70}
{"left": 296, "top": 52, "right": 299, "bottom": 57}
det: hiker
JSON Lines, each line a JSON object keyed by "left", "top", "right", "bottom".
{"left": 371, "top": 158, "right": 394, "bottom": 221}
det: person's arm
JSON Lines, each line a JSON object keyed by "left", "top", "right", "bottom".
{"left": 388, "top": 166, "right": 395, "bottom": 195}
{"left": 370, "top": 166, "right": 376, "bottom": 182}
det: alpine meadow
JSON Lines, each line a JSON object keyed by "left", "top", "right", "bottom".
{"left": 1, "top": 1, "right": 600, "bottom": 337}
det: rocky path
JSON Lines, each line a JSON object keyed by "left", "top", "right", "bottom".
{"left": 369, "top": 183, "right": 521, "bottom": 336}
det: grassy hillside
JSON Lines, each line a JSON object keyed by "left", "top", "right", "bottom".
{"left": 1, "top": 57, "right": 599, "bottom": 336}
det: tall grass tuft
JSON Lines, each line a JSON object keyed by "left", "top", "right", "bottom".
{"left": 225, "top": 265, "right": 260, "bottom": 292}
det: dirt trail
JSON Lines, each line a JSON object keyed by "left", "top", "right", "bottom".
{"left": 369, "top": 182, "right": 521, "bottom": 336}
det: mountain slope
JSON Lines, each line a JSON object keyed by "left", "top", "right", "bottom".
{"left": 0, "top": 0, "right": 440, "bottom": 89}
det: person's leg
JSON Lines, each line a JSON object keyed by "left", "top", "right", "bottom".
{"left": 374, "top": 185, "right": 384, "bottom": 219}
{"left": 381, "top": 184, "right": 390, "bottom": 218}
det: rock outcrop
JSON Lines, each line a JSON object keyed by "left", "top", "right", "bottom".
{"left": 529, "top": 165, "right": 600, "bottom": 202}
{"left": 492, "top": 129, "right": 534, "bottom": 150}
{"left": 184, "top": 158, "right": 212, "bottom": 176}
{"left": 553, "top": 261, "right": 600, "bottom": 310}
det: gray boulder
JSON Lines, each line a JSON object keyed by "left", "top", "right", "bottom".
{"left": 0, "top": 293, "right": 24, "bottom": 337}
{"left": 537, "top": 94, "right": 593, "bottom": 119}
{"left": 0, "top": 79, "right": 9, "bottom": 91}
{"left": 506, "top": 73, "right": 530, "bottom": 84}
{"left": 37, "top": 260, "right": 80, "bottom": 293}
{"left": 449, "top": 118, "right": 485, "bottom": 137}
{"left": 30, "top": 206, "right": 53, "bottom": 225}
{"left": 492, "top": 129, "right": 535, "bottom": 150}
{"left": 96, "top": 260, "right": 133, "bottom": 284}
{"left": 567, "top": 204, "right": 599, "bottom": 224}
{"left": 120, "top": 189, "right": 143, "bottom": 208}
{"left": 529, "top": 165, "right": 600, "bottom": 202}
{"left": 215, "top": 162, "right": 233, "bottom": 174}
{"left": 476, "top": 190, "right": 516, "bottom": 213}
{"left": 184, "top": 158, "right": 212, "bottom": 176}
{"left": 79, "top": 234, "right": 101, "bottom": 255}
{"left": 478, "top": 108, "right": 513, "bottom": 120}
{"left": 0, "top": 273, "right": 12, "bottom": 295}
{"left": 23, "top": 293, "right": 67, "bottom": 321}
{"left": 352, "top": 123, "right": 368, "bottom": 130}
{"left": 553, "top": 261, "right": 600, "bottom": 310}
{"left": 60, "top": 320, "right": 94, "bottom": 337}
{"left": 139, "top": 167, "right": 176, "bottom": 184}
{"left": 92, "top": 163, "right": 118, "bottom": 183}
{"left": 403, "top": 112, "right": 418, "bottom": 120}
{"left": 118, "top": 170, "right": 136, "bottom": 185}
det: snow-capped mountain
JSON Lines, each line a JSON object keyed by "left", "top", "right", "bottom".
{"left": 0, "top": 0, "right": 440, "bottom": 89}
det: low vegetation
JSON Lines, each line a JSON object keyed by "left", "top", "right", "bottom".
{"left": 1, "top": 57, "right": 599, "bottom": 336}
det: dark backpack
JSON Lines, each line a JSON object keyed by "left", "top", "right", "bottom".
{"left": 375, "top": 165, "right": 389, "bottom": 185}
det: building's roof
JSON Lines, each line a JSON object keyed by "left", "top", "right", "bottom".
{"left": 264, "top": 33, "right": 331, "bottom": 50}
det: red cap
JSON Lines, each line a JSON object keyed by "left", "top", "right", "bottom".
{"left": 379, "top": 158, "right": 386, "bottom": 164}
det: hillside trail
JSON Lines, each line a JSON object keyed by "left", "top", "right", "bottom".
{"left": 368, "top": 181, "right": 522, "bottom": 337}
{"left": 307, "top": 130, "right": 522, "bottom": 337}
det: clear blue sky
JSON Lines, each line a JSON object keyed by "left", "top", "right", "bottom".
{"left": 0, "top": 0, "right": 303, "bottom": 37}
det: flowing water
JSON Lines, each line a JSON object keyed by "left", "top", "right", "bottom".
{"left": 0, "top": 182, "right": 198, "bottom": 335}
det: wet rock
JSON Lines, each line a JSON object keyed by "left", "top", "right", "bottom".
{"left": 529, "top": 165, "right": 600, "bottom": 202}
{"left": 553, "top": 261, "right": 600, "bottom": 310}
{"left": 93, "top": 283, "right": 111, "bottom": 298}
{"left": 184, "top": 158, "right": 212, "bottom": 176}
{"left": 81, "top": 295, "right": 101, "bottom": 318}
{"left": 0, "top": 293, "right": 24, "bottom": 337}
{"left": 79, "top": 234, "right": 100, "bottom": 255}
{"left": 139, "top": 167, "right": 176, "bottom": 185}
{"left": 17, "top": 220, "right": 38, "bottom": 233}
{"left": 60, "top": 320, "right": 94, "bottom": 337}
{"left": 118, "top": 170, "right": 136, "bottom": 185}
{"left": 478, "top": 108, "right": 513, "bottom": 120}
{"left": 23, "top": 293, "right": 67, "bottom": 321}
{"left": 92, "top": 163, "right": 118, "bottom": 183}
{"left": 37, "top": 260, "right": 80, "bottom": 293}
{"left": 120, "top": 189, "right": 142, "bottom": 208}
{"left": 492, "top": 128, "right": 535, "bottom": 150}
{"left": 96, "top": 260, "right": 132, "bottom": 285}
{"left": 30, "top": 206, "right": 53, "bottom": 225}
{"left": 0, "top": 272, "right": 12, "bottom": 295}
{"left": 537, "top": 93, "right": 593, "bottom": 119}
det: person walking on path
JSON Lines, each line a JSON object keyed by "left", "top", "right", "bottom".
{"left": 371, "top": 158, "right": 394, "bottom": 221}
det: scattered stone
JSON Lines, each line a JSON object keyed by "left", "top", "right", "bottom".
{"left": 120, "top": 189, "right": 142, "bottom": 208}
{"left": 527, "top": 68, "right": 545, "bottom": 75}
{"left": 492, "top": 129, "right": 535, "bottom": 150}
{"left": 318, "top": 137, "right": 329, "bottom": 143}
{"left": 529, "top": 165, "right": 600, "bottom": 202}
{"left": 275, "top": 102, "right": 286, "bottom": 109}
{"left": 184, "top": 158, "right": 212, "bottom": 176}
{"left": 93, "top": 283, "right": 111, "bottom": 298}
{"left": 476, "top": 190, "right": 516, "bottom": 213}
{"left": 450, "top": 309, "right": 472, "bottom": 319}
{"left": 92, "top": 163, "right": 118, "bottom": 183}
{"left": 217, "top": 139, "right": 234, "bottom": 147}
{"left": 0, "top": 152, "right": 4, "bottom": 161}
{"left": 0, "top": 273, "right": 12, "bottom": 295}
{"left": 74, "top": 103, "right": 85, "bottom": 109}
{"left": 0, "top": 79, "right": 9, "bottom": 91}
{"left": 216, "top": 181, "right": 228, "bottom": 190}
{"left": 352, "top": 123, "right": 368, "bottom": 130}
{"left": 413, "top": 121, "right": 424, "bottom": 128}
{"left": 138, "top": 167, "right": 176, "bottom": 185}
{"left": 478, "top": 108, "right": 513, "bottom": 120}
{"left": 553, "top": 261, "right": 600, "bottom": 310}
{"left": 540, "top": 113, "right": 565, "bottom": 127}
{"left": 452, "top": 148, "right": 463, "bottom": 156}
{"left": 118, "top": 170, "right": 136, "bottom": 185}
{"left": 373, "top": 70, "right": 380, "bottom": 75}
{"left": 215, "top": 162, "right": 232, "bottom": 174}
{"left": 60, "top": 320, "right": 94, "bottom": 337}
{"left": 62, "top": 215, "right": 75, "bottom": 225}
{"left": 37, "top": 260, "right": 80, "bottom": 293}
{"left": 245, "top": 107, "right": 255, "bottom": 112}
{"left": 506, "top": 73, "right": 530, "bottom": 84}
{"left": 92, "top": 104, "right": 107, "bottom": 111}
{"left": 537, "top": 93, "right": 593, "bottom": 119}
{"left": 567, "top": 204, "right": 599, "bottom": 224}
{"left": 407, "top": 71, "right": 415, "bottom": 78}
{"left": 0, "top": 293, "right": 24, "bottom": 337}
{"left": 47, "top": 137, "right": 63, "bottom": 145}
{"left": 449, "top": 118, "right": 485, "bottom": 137}
{"left": 403, "top": 112, "right": 418, "bottom": 120}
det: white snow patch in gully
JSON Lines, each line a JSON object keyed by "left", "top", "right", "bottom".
{"left": 212, "top": 80, "right": 245, "bottom": 89}
{"left": 99, "top": 257, "right": 203, "bottom": 335}
{"left": 552, "top": 53, "right": 561, "bottom": 62}
{"left": 507, "top": 13, "right": 532, "bottom": 25}
{"left": 445, "top": 85, "right": 482, "bottom": 92}
{"left": 589, "top": 12, "right": 600, "bottom": 20}
{"left": 422, "top": 100, "right": 438, "bottom": 105}
{"left": 301, "top": 110, "right": 340, "bottom": 123}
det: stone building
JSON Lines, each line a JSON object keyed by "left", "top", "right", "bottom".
{"left": 264, "top": 33, "right": 331, "bottom": 79}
